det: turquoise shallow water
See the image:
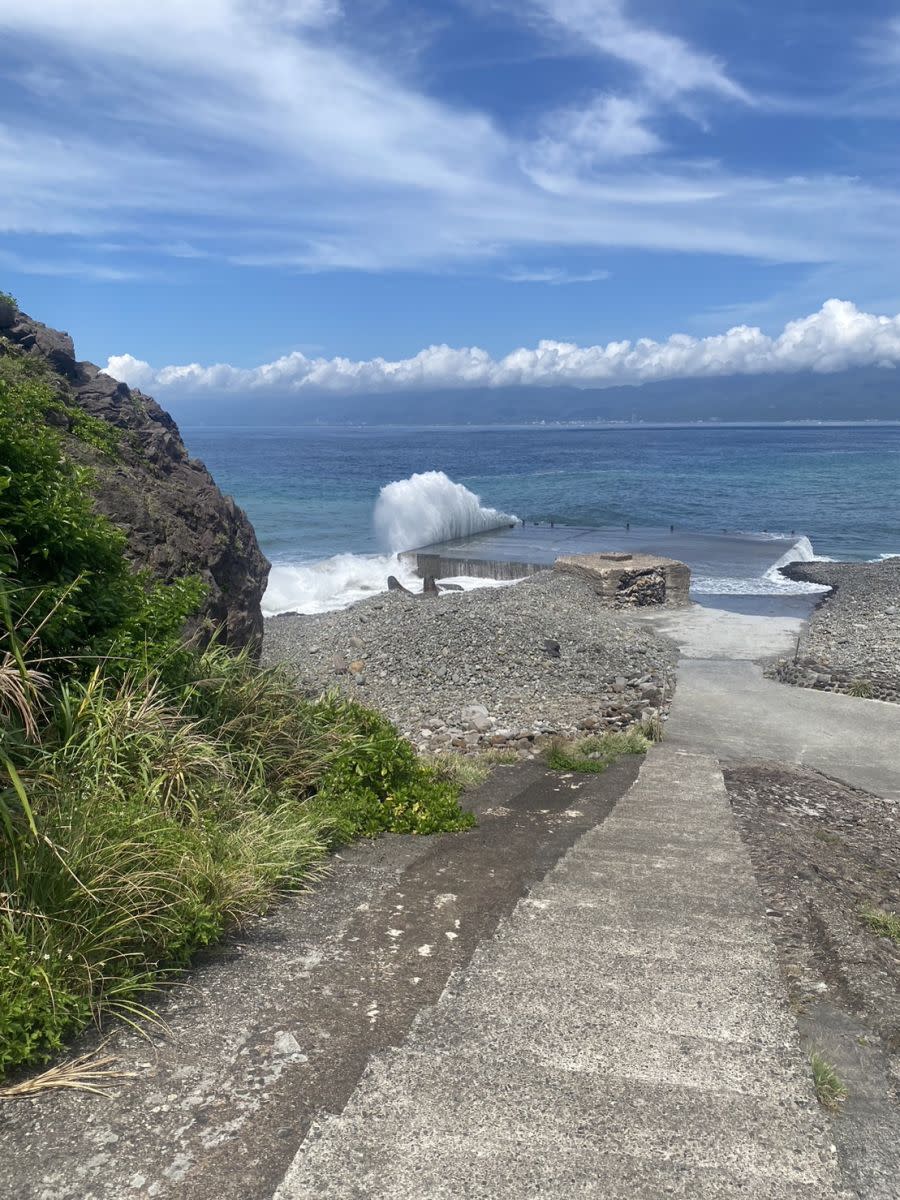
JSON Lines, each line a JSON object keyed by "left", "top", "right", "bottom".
{"left": 180, "top": 423, "right": 900, "bottom": 611}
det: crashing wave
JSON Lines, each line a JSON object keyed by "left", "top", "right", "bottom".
{"left": 262, "top": 554, "right": 517, "bottom": 615}
{"left": 693, "top": 535, "right": 833, "bottom": 596}
{"left": 373, "top": 470, "right": 517, "bottom": 552}
{"left": 263, "top": 554, "right": 419, "bottom": 616}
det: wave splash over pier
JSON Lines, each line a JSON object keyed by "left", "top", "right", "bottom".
{"left": 264, "top": 472, "right": 517, "bottom": 615}
{"left": 262, "top": 472, "right": 839, "bottom": 615}
{"left": 374, "top": 471, "right": 517, "bottom": 553}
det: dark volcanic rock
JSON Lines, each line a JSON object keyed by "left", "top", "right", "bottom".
{"left": 2, "top": 308, "right": 269, "bottom": 649}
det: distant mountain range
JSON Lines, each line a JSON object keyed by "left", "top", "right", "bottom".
{"left": 168, "top": 367, "right": 900, "bottom": 426}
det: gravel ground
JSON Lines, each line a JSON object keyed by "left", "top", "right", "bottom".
{"left": 262, "top": 572, "right": 678, "bottom": 755}
{"left": 725, "top": 761, "right": 900, "bottom": 1199}
{"left": 726, "top": 761, "right": 900, "bottom": 1049}
{"left": 768, "top": 558, "right": 900, "bottom": 702}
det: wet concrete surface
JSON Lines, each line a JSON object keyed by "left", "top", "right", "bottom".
{"left": 2, "top": 757, "right": 640, "bottom": 1200}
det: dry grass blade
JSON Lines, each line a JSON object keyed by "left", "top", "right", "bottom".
{"left": 0, "top": 652, "right": 49, "bottom": 740}
{"left": 0, "top": 1045, "right": 135, "bottom": 1099}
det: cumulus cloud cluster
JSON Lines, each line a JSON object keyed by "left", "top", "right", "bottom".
{"left": 106, "top": 300, "right": 900, "bottom": 396}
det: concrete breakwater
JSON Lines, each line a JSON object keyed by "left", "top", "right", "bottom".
{"left": 402, "top": 522, "right": 806, "bottom": 597}
{"left": 410, "top": 551, "right": 543, "bottom": 581}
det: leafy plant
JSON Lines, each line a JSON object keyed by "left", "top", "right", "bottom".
{"left": 0, "top": 356, "right": 195, "bottom": 662}
{"left": 310, "top": 696, "right": 475, "bottom": 840}
{"left": 0, "top": 338, "right": 475, "bottom": 1083}
{"left": 848, "top": 679, "right": 873, "bottom": 699}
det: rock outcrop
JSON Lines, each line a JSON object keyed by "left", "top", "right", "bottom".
{"left": 0, "top": 304, "right": 269, "bottom": 649}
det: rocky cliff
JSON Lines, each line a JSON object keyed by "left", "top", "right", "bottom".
{"left": 0, "top": 301, "right": 269, "bottom": 649}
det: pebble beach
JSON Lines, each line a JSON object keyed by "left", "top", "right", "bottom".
{"left": 768, "top": 557, "right": 900, "bottom": 702}
{"left": 263, "top": 572, "right": 678, "bottom": 755}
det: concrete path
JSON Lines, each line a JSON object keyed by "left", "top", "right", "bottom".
{"left": 2, "top": 759, "right": 641, "bottom": 1200}
{"left": 639, "top": 601, "right": 900, "bottom": 799}
{"left": 637, "top": 601, "right": 805, "bottom": 661}
{"left": 666, "top": 658, "right": 900, "bottom": 798}
{"left": 275, "top": 748, "right": 849, "bottom": 1199}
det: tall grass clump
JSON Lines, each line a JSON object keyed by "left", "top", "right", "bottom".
{"left": 0, "top": 353, "right": 473, "bottom": 1081}
{"left": 810, "top": 1052, "right": 848, "bottom": 1110}
{"left": 544, "top": 728, "right": 650, "bottom": 774}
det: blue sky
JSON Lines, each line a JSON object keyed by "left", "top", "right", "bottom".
{"left": 4, "top": 1, "right": 900, "bottom": 393}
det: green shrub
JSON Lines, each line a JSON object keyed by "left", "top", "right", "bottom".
{"left": 0, "top": 339, "right": 475, "bottom": 1082}
{"left": 0, "top": 356, "right": 200, "bottom": 662}
{"left": 309, "top": 696, "right": 475, "bottom": 841}
{"left": 0, "top": 648, "right": 473, "bottom": 1078}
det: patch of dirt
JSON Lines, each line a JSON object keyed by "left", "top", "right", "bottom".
{"left": 725, "top": 761, "right": 900, "bottom": 1198}
{"left": 725, "top": 761, "right": 899, "bottom": 1049}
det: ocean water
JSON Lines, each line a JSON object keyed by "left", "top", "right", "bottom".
{"left": 180, "top": 423, "right": 900, "bottom": 614}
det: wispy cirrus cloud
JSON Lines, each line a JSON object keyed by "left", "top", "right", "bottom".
{"left": 514, "top": 0, "right": 751, "bottom": 102}
{"left": 0, "top": 0, "right": 897, "bottom": 293}
{"left": 106, "top": 300, "right": 900, "bottom": 395}
{"left": 523, "top": 94, "right": 662, "bottom": 184}
{"left": 502, "top": 266, "right": 611, "bottom": 284}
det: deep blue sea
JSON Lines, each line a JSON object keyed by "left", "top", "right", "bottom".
{"left": 180, "top": 423, "right": 900, "bottom": 613}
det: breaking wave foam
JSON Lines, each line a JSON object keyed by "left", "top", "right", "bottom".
{"left": 263, "top": 555, "right": 517, "bottom": 616}
{"left": 692, "top": 534, "right": 833, "bottom": 596}
{"left": 263, "top": 471, "right": 520, "bottom": 615}
{"left": 373, "top": 470, "right": 517, "bottom": 552}
{"left": 263, "top": 554, "right": 419, "bottom": 616}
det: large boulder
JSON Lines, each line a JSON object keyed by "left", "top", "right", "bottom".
{"left": 2, "top": 308, "right": 270, "bottom": 650}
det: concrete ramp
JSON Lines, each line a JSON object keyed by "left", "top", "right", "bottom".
{"left": 274, "top": 749, "right": 849, "bottom": 1199}
{"left": 665, "top": 659, "right": 900, "bottom": 799}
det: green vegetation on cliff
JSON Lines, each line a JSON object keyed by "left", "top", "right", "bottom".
{"left": 0, "top": 352, "right": 473, "bottom": 1081}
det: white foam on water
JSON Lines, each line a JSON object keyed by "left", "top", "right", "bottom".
{"left": 263, "top": 554, "right": 418, "bottom": 615}
{"left": 373, "top": 470, "right": 517, "bottom": 552}
{"left": 264, "top": 471, "right": 521, "bottom": 615}
{"left": 263, "top": 557, "right": 521, "bottom": 615}
{"left": 692, "top": 534, "right": 833, "bottom": 596}
{"left": 437, "top": 575, "right": 520, "bottom": 591}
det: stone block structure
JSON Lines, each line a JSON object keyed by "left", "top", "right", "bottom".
{"left": 554, "top": 552, "right": 691, "bottom": 607}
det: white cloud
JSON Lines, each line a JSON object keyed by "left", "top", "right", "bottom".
{"left": 0, "top": 249, "right": 144, "bottom": 281}
{"left": 502, "top": 266, "right": 611, "bottom": 284}
{"left": 515, "top": 0, "right": 750, "bottom": 102}
{"left": 1, "top": 1, "right": 897, "bottom": 279}
{"left": 105, "top": 299, "right": 900, "bottom": 396}
{"left": 523, "top": 95, "right": 662, "bottom": 183}
{"left": 861, "top": 15, "right": 900, "bottom": 66}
